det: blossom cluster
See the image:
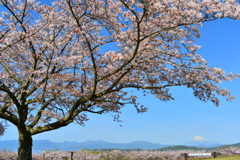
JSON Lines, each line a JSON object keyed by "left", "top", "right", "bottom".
{"left": 0, "top": 121, "right": 7, "bottom": 136}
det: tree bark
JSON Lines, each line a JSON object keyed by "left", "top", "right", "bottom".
{"left": 18, "top": 129, "right": 32, "bottom": 160}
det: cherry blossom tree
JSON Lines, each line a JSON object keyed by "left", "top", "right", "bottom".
{"left": 0, "top": 121, "right": 7, "bottom": 136}
{"left": 0, "top": 0, "right": 240, "bottom": 159}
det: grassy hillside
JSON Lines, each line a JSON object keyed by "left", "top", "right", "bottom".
{"left": 155, "top": 145, "right": 212, "bottom": 151}
{"left": 194, "top": 155, "right": 240, "bottom": 160}
{"left": 155, "top": 142, "right": 240, "bottom": 152}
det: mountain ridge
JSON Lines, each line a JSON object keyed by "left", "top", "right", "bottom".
{"left": 0, "top": 140, "right": 170, "bottom": 152}
{"left": 0, "top": 139, "right": 235, "bottom": 153}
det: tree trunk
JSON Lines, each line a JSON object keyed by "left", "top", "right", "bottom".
{"left": 18, "top": 130, "right": 33, "bottom": 160}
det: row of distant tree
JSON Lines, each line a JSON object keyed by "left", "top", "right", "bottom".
{"left": 1, "top": 146, "right": 240, "bottom": 160}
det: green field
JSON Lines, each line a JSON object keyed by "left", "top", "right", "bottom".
{"left": 193, "top": 155, "right": 240, "bottom": 160}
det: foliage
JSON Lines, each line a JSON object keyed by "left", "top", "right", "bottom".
{"left": 155, "top": 145, "right": 210, "bottom": 151}
{"left": 231, "top": 143, "right": 240, "bottom": 148}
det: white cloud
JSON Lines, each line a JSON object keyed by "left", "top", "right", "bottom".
{"left": 191, "top": 136, "right": 209, "bottom": 142}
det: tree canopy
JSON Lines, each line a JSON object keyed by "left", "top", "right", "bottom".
{"left": 0, "top": 0, "right": 239, "bottom": 159}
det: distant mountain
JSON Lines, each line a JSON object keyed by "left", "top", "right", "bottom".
{"left": 181, "top": 136, "right": 222, "bottom": 148}
{"left": 0, "top": 137, "right": 237, "bottom": 153}
{"left": 0, "top": 140, "right": 18, "bottom": 151}
{"left": 0, "top": 140, "right": 170, "bottom": 152}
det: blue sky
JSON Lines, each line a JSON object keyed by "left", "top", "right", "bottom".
{"left": 0, "top": 1, "right": 240, "bottom": 145}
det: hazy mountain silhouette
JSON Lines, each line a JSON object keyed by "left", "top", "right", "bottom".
{"left": 0, "top": 140, "right": 170, "bottom": 152}
{"left": 0, "top": 137, "right": 229, "bottom": 153}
